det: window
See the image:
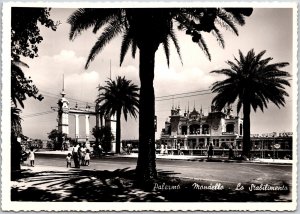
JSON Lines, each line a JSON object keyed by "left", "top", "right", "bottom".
{"left": 202, "top": 124, "right": 209, "bottom": 134}
{"left": 226, "top": 124, "right": 234, "bottom": 133}
{"left": 190, "top": 124, "right": 200, "bottom": 134}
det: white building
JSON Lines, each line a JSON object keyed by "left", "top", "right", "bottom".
{"left": 160, "top": 104, "right": 243, "bottom": 151}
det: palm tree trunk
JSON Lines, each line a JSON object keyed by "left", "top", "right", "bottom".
{"left": 136, "top": 44, "right": 157, "bottom": 182}
{"left": 242, "top": 100, "right": 251, "bottom": 158}
{"left": 116, "top": 109, "right": 121, "bottom": 154}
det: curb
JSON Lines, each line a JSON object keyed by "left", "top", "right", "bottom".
{"left": 35, "top": 152, "right": 292, "bottom": 165}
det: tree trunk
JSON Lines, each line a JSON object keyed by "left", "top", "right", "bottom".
{"left": 242, "top": 100, "right": 251, "bottom": 158}
{"left": 115, "top": 109, "right": 121, "bottom": 154}
{"left": 11, "top": 138, "right": 22, "bottom": 171}
{"left": 136, "top": 45, "right": 157, "bottom": 182}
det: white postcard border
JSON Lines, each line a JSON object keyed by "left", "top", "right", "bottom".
{"left": 1, "top": 1, "right": 298, "bottom": 211}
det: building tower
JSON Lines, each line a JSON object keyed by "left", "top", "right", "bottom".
{"left": 57, "top": 75, "right": 69, "bottom": 135}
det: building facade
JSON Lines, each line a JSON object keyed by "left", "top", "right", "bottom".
{"left": 55, "top": 87, "right": 117, "bottom": 152}
{"left": 160, "top": 104, "right": 292, "bottom": 159}
{"left": 160, "top": 104, "right": 243, "bottom": 151}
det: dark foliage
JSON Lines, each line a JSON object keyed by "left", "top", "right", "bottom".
{"left": 47, "top": 129, "right": 68, "bottom": 150}
{"left": 92, "top": 126, "right": 114, "bottom": 153}
{"left": 211, "top": 49, "right": 290, "bottom": 157}
{"left": 11, "top": 7, "right": 58, "bottom": 60}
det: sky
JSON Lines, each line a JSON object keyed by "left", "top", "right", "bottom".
{"left": 19, "top": 7, "right": 295, "bottom": 141}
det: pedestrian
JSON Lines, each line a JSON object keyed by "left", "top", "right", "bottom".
{"left": 164, "top": 144, "right": 168, "bottom": 155}
{"left": 160, "top": 144, "right": 164, "bottom": 155}
{"left": 228, "top": 146, "right": 234, "bottom": 160}
{"left": 85, "top": 149, "right": 91, "bottom": 166}
{"left": 66, "top": 153, "right": 72, "bottom": 168}
{"left": 28, "top": 147, "right": 35, "bottom": 167}
{"left": 98, "top": 144, "right": 103, "bottom": 157}
{"left": 177, "top": 142, "right": 181, "bottom": 155}
{"left": 72, "top": 143, "right": 80, "bottom": 168}
{"left": 80, "top": 145, "right": 87, "bottom": 166}
{"left": 127, "top": 143, "right": 132, "bottom": 154}
{"left": 207, "top": 143, "right": 213, "bottom": 159}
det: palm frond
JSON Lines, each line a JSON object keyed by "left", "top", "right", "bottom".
{"left": 162, "top": 36, "right": 170, "bottom": 67}
{"left": 131, "top": 40, "right": 137, "bottom": 58}
{"left": 12, "top": 59, "right": 29, "bottom": 69}
{"left": 216, "top": 9, "right": 239, "bottom": 35}
{"left": 92, "top": 9, "right": 122, "bottom": 33}
{"left": 68, "top": 9, "right": 100, "bottom": 40}
{"left": 212, "top": 27, "right": 225, "bottom": 48}
{"left": 68, "top": 9, "right": 120, "bottom": 40}
{"left": 210, "top": 69, "right": 235, "bottom": 77}
{"left": 236, "top": 100, "right": 243, "bottom": 113}
{"left": 255, "top": 50, "right": 266, "bottom": 62}
{"left": 120, "top": 28, "right": 133, "bottom": 66}
{"left": 85, "top": 19, "right": 123, "bottom": 68}
{"left": 169, "top": 27, "right": 183, "bottom": 64}
{"left": 224, "top": 8, "right": 246, "bottom": 25}
{"left": 197, "top": 33, "right": 211, "bottom": 61}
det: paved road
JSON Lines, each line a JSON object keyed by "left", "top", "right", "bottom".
{"left": 33, "top": 154, "right": 292, "bottom": 185}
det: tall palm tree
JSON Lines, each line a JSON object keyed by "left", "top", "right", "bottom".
{"left": 68, "top": 8, "right": 252, "bottom": 181}
{"left": 96, "top": 76, "right": 139, "bottom": 154}
{"left": 211, "top": 49, "right": 290, "bottom": 158}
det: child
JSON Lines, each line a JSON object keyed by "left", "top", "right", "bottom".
{"left": 66, "top": 153, "right": 72, "bottom": 168}
{"left": 85, "top": 149, "right": 90, "bottom": 166}
{"left": 28, "top": 147, "right": 35, "bottom": 167}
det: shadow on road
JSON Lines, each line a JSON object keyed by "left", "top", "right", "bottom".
{"left": 11, "top": 168, "right": 291, "bottom": 202}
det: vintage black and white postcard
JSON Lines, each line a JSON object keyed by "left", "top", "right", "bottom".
{"left": 1, "top": 1, "right": 298, "bottom": 211}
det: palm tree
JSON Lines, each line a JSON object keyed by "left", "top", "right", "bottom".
{"left": 211, "top": 49, "right": 290, "bottom": 158}
{"left": 68, "top": 8, "right": 252, "bottom": 181}
{"left": 96, "top": 76, "right": 139, "bottom": 154}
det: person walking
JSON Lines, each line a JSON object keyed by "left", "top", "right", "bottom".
{"left": 72, "top": 143, "right": 80, "bottom": 168}
{"left": 228, "top": 146, "right": 234, "bottom": 160}
{"left": 85, "top": 149, "right": 91, "bottom": 166}
{"left": 177, "top": 142, "right": 181, "bottom": 155}
{"left": 28, "top": 147, "right": 35, "bottom": 167}
{"left": 98, "top": 144, "right": 103, "bottom": 157}
{"left": 207, "top": 143, "right": 213, "bottom": 159}
{"left": 66, "top": 153, "right": 72, "bottom": 168}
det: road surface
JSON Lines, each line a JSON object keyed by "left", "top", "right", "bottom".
{"left": 33, "top": 154, "right": 292, "bottom": 185}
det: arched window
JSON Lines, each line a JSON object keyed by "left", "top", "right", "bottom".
{"left": 181, "top": 126, "right": 187, "bottom": 135}
{"left": 189, "top": 124, "right": 200, "bottom": 134}
{"left": 202, "top": 124, "right": 209, "bottom": 134}
{"left": 226, "top": 124, "right": 234, "bottom": 133}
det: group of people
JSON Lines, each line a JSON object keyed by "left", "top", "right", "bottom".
{"left": 20, "top": 147, "right": 36, "bottom": 167}
{"left": 159, "top": 144, "right": 168, "bottom": 155}
{"left": 157, "top": 143, "right": 235, "bottom": 160}
{"left": 207, "top": 143, "right": 235, "bottom": 160}
{"left": 68, "top": 143, "right": 91, "bottom": 168}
